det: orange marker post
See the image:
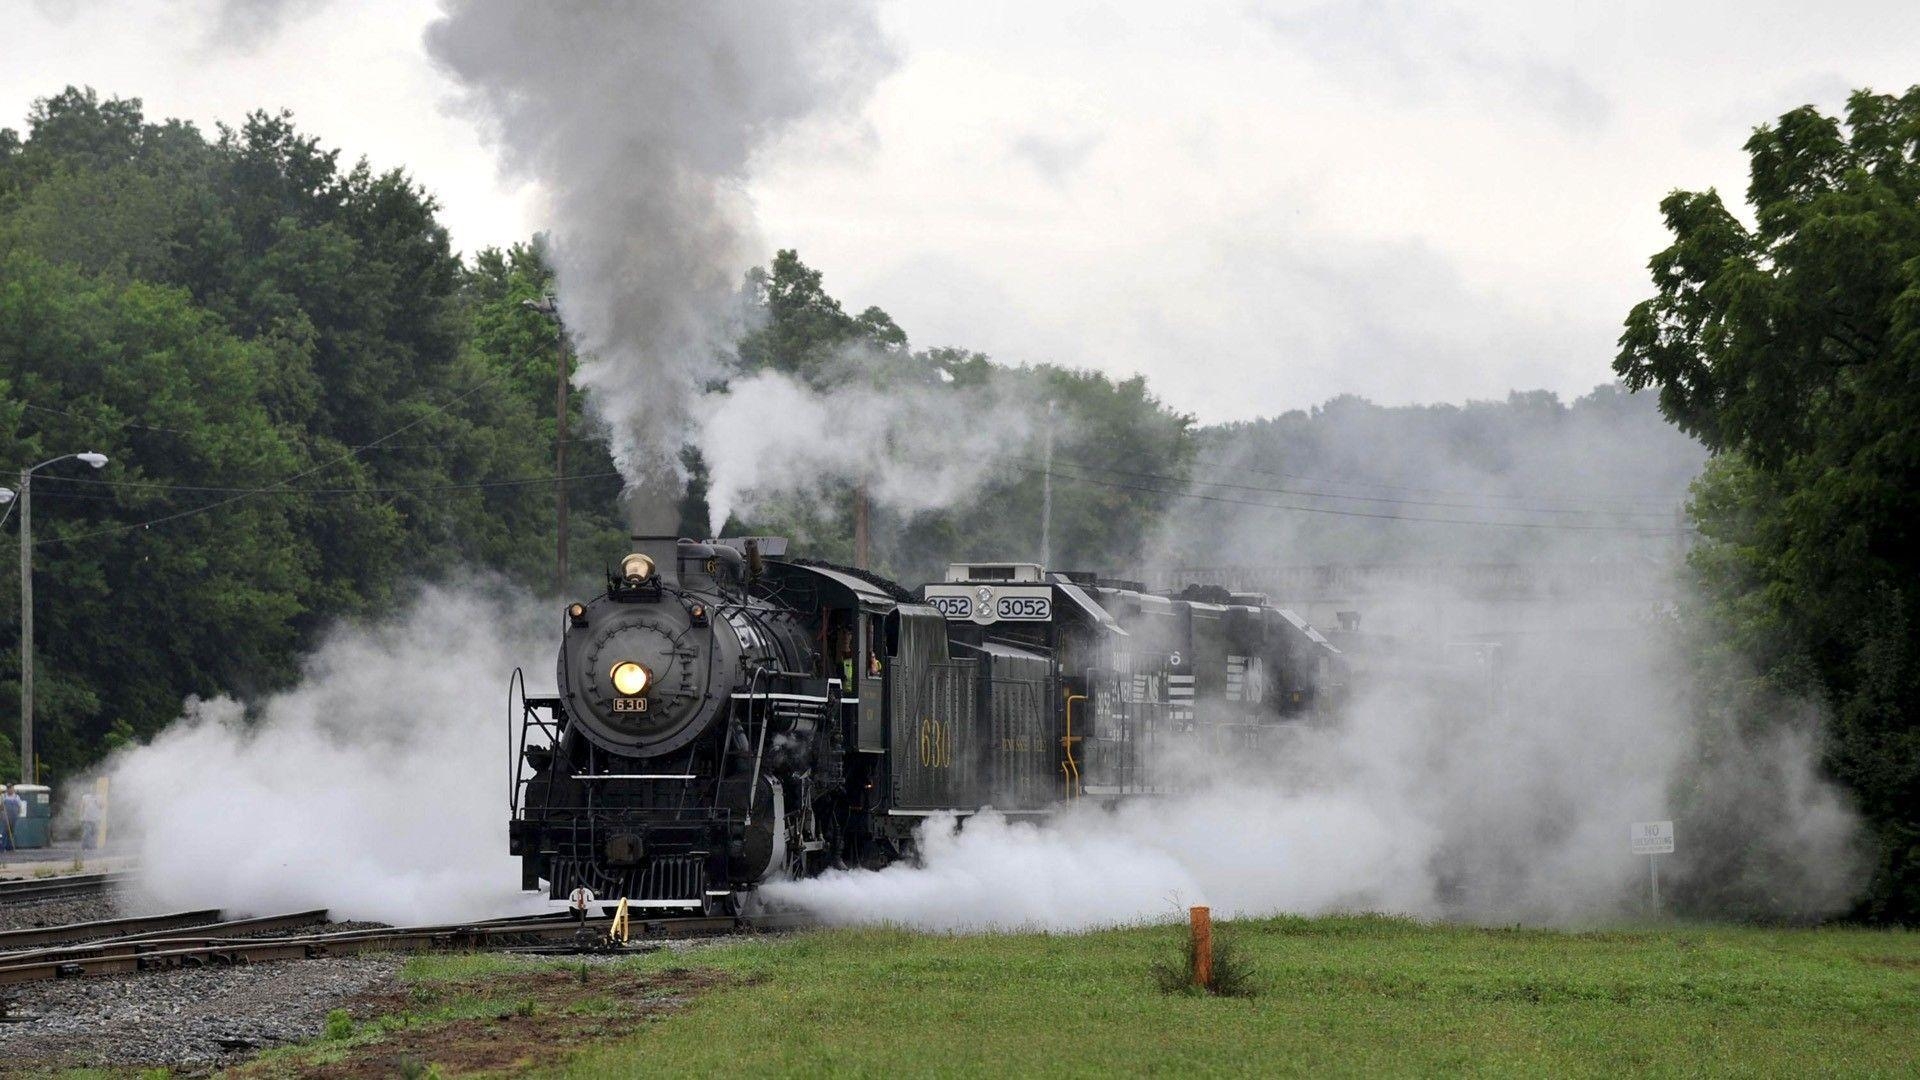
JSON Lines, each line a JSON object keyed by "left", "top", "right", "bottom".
{"left": 1190, "top": 905, "right": 1213, "bottom": 990}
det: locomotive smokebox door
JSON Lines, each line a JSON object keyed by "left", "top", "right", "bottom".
{"left": 606, "top": 833, "right": 645, "bottom": 866}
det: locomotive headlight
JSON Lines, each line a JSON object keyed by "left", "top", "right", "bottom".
{"left": 620, "top": 553, "right": 655, "bottom": 583}
{"left": 610, "top": 661, "right": 651, "bottom": 696}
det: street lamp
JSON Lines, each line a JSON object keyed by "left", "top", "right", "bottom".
{"left": 17, "top": 452, "right": 108, "bottom": 782}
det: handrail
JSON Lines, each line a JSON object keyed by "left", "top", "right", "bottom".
{"left": 508, "top": 668, "right": 525, "bottom": 817}
{"left": 1062, "top": 692, "right": 1086, "bottom": 800}
{"left": 743, "top": 666, "right": 769, "bottom": 826}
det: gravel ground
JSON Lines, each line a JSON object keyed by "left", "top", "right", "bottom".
{"left": 0, "top": 954, "right": 403, "bottom": 1072}
{"left": 0, "top": 913, "right": 750, "bottom": 1072}
{"left": 0, "top": 893, "right": 124, "bottom": 932}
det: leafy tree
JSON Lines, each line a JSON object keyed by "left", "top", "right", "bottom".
{"left": 1616, "top": 87, "right": 1920, "bottom": 921}
{"left": 0, "top": 88, "right": 618, "bottom": 778}
{"left": 0, "top": 251, "right": 314, "bottom": 765}
{"left": 458, "top": 240, "right": 629, "bottom": 591}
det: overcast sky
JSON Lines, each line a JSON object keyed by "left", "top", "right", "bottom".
{"left": 4, "top": 1, "right": 1915, "bottom": 423}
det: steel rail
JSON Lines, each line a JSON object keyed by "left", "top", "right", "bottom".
{"left": 0, "top": 872, "right": 127, "bottom": 903}
{"left": 0, "top": 908, "right": 220, "bottom": 951}
{"left": 0, "top": 911, "right": 802, "bottom": 985}
{"left": 0, "top": 910, "right": 330, "bottom": 966}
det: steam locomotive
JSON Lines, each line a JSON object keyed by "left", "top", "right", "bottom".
{"left": 507, "top": 536, "right": 1346, "bottom": 912}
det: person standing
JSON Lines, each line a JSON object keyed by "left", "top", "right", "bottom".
{"left": 0, "top": 786, "right": 23, "bottom": 853}
{"left": 79, "top": 790, "right": 102, "bottom": 851}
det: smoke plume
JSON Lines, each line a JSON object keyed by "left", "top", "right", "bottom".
{"left": 99, "top": 587, "right": 548, "bottom": 923}
{"left": 424, "top": 1, "right": 896, "bottom": 529}
{"left": 203, "top": 0, "right": 326, "bottom": 49}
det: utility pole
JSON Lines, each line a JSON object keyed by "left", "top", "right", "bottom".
{"left": 18, "top": 469, "right": 30, "bottom": 785}
{"left": 1040, "top": 400, "right": 1055, "bottom": 569}
{"left": 853, "top": 483, "right": 870, "bottom": 570}
{"left": 523, "top": 297, "right": 567, "bottom": 595}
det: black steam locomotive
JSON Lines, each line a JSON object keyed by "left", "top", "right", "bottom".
{"left": 507, "top": 537, "right": 1345, "bottom": 912}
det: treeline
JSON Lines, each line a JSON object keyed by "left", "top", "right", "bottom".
{"left": 1166, "top": 386, "right": 1704, "bottom": 568}
{"left": 0, "top": 88, "right": 626, "bottom": 778}
{"left": 0, "top": 88, "right": 1191, "bottom": 781}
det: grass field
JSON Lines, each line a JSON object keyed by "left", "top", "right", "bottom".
{"left": 246, "top": 915, "right": 1920, "bottom": 1078}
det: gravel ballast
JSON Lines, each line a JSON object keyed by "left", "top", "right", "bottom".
{"left": 0, "top": 954, "right": 403, "bottom": 1070}
{"left": 0, "top": 893, "right": 124, "bottom": 932}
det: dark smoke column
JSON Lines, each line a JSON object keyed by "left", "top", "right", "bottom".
{"left": 424, "top": 1, "right": 895, "bottom": 532}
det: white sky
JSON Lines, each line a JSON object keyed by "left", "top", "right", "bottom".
{"left": 4, "top": 1, "right": 1915, "bottom": 423}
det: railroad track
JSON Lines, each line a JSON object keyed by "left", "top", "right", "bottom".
{"left": 0, "top": 910, "right": 801, "bottom": 986}
{"left": 0, "top": 908, "right": 329, "bottom": 961}
{"left": 0, "top": 872, "right": 128, "bottom": 904}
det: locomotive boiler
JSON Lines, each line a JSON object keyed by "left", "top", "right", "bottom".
{"left": 508, "top": 537, "right": 1347, "bottom": 912}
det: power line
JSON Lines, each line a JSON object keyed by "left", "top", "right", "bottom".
{"left": 1185, "top": 454, "right": 1686, "bottom": 510}
{"left": 36, "top": 470, "right": 620, "bottom": 496}
{"left": 19, "top": 402, "right": 203, "bottom": 437}
{"left": 34, "top": 370, "right": 511, "bottom": 548}
{"left": 19, "top": 401, "right": 610, "bottom": 453}
{"left": 1016, "top": 465, "right": 1695, "bottom": 534}
{"left": 1038, "top": 456, "right": 1679, "bottom": 520}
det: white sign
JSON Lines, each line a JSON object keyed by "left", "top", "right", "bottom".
{"left": 924, "top": 584, "right": 1052, "bottom": 625}
{"left": 1630, "top": 820, "right": 1674, "bottom": 855}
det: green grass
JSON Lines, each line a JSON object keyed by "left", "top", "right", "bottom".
{"left": 264, "top": 916, "right": 1920, "bottom": 1078}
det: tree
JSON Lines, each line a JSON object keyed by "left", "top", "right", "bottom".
{"left": 0, "top": 251, "right": 315, "bottom": 764}
{"left": 459, "top": 240, "right": 629, "bottom": 589}
{"left": 1615, "top": 87, "right": 1920, "bottom": 921}
{"left": 0, "top": 88, "right": 627, "bottom": 778}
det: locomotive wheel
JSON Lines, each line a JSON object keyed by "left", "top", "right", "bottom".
{"left": 702, "top": 891, "right": 739, "bottom": 918}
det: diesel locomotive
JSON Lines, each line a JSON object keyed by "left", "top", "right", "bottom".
{"left": 507, "top": 536, "right": 1345, "bottom": 912}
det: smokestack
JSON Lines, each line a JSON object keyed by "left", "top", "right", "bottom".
{"left": 627, "top": 487, "right": 682, "bottom": 537}
{"left": 631, "top": 534, "right": 681, "bottom": 588}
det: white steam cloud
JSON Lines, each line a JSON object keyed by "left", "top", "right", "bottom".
{"left": 424, "top": 1, "right": 896, "bottom": 527}
{"left": 767, "top": 595, "right": 1863, "bottom": 931}
{"left": 101, "top": 588, "right": 548, "bottom": 924}
{"left": 698, "top": 365, "right": 1041, "bottom": 532}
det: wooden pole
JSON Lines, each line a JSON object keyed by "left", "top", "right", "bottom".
{"left": 1040, "top": 400, "right": 1054, "bottom": 567}
{"left": 1190, "top": 905, "right": 1212, "bottom": 990}
{"left": 853, "top": 483, "right": 870, "bottom": 569}
{"left": 94, "top": 776, "right": 111, "bottom": 851}
{"left": 554, "top": 320, "right": 569, "bottom": 596}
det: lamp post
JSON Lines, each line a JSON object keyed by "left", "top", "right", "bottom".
{"left": 17, "top": 452, "right": 108, "bottom": 782}
{"left": 522, "top": 296, "right": 568, "bottom": 596}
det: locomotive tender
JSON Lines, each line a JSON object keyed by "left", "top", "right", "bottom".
{"left": 508, "top": 536, "right": 1345, "bottom": 911}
